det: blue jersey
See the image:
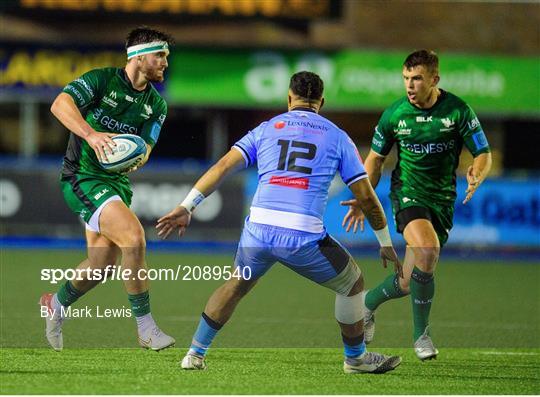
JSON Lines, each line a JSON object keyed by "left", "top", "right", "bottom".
{"left": 233, "top": 108, "right": 367, "bottom": 234}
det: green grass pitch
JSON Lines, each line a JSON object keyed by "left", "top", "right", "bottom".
{"left": 1, "top": 249, "right": 539, "bottom": 394}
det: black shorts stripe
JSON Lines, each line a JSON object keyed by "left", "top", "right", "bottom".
{"left": 317, "top": 234, "right": 350, "bottom": 274}
{"left": 344, "top": 172, "right": 367, "bottom": 185}
{"left": 234, "top": 144, "right": 251, "bottom": 166}
{"left": 68, "top": 175, "right": 98, "bottom": 214}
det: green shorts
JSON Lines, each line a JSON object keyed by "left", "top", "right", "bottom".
{"left": 60, "top": 174, "right": 132, "bottom": 229}
{"left": 390, "top": 191, "right": 454, "bottom": 247}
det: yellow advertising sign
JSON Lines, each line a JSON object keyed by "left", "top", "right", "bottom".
{"left": 0, "top": 49, "right": 125, "bottom": 87}
{"left": 19, "top": 0, "right": 335, "bottom": 19}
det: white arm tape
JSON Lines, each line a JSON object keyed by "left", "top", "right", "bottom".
{"left": 180, "top": 188, "right": 205, "bottom": 214}
{"left": 373, "top": 225, "right": 392, "bottom": 247}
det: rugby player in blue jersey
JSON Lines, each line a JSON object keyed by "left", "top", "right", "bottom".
{"left": 157, "top": 71, "right": 402, "bottom": 374}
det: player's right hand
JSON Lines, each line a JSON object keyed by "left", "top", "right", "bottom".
{"left": 380, "top": 246, "right": 403, "bottom": 278}
{"left": 86, "top": 131, "right": 117, "bottom": 163}
{"left": 340, "top": 199, "right": 365, "bottom": 233}
{"left": 463, "top": 165, "right": 480, "bottom": 204}
{"left": 156, "top": 206, "right": 192, "bottom": 239}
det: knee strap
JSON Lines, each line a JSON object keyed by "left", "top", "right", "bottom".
{"left": 321, "top": 258, "right": 361, "bottom": 296}
{"left": 335, "top": 292, "right": 364, "bottom": 325}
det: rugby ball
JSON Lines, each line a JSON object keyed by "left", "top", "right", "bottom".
{"left": 100, "top": 134, "right": 147, "bottom": 173}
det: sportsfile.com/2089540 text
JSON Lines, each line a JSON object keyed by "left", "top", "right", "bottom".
{"left": 40, "top": 265, "right": 252, "bottom": 284}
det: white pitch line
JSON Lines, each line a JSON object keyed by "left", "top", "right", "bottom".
{"left": 158, "top": 316, "right": 539, "bottom": 331}
{"left": 477, "top": 351, "right": 539, "bottom": 356}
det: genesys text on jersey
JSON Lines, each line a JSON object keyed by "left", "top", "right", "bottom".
{"left": 92, "top": 108, "right": 138, "bottom": 134}
{"left": 399, "top": 140, "right": 456, "bottom": 154}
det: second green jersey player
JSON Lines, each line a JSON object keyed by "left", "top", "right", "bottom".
{"left": 40, "top": 27, "right": 175, "bottom": 352}
{"left": 373, "top": 86, "right": 490, "bottom": 245}
{"left": 342, "top": 50, "right": 492, "bottom": 361}
{"left": 60, "top": 66, "right": 166, "bottom": 223}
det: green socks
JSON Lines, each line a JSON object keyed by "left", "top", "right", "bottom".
{"left": 365, "top": 267, "right": 435, "bottom": 342}
{"left": 365, "top": 273, "right": 408, "bottom": 311}
{"left": 128, "top": 291, "right": 151, "bottom": 317}
{"left": 410, "top": 266, "right": 435, "bottom": 340}
{"left": 57, "top": 281, "right": 84, "bottom": 307}
{"left": 57, "top": 282, "right": 151, "bottom": 318}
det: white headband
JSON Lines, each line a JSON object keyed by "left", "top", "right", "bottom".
{"left": 127, "top": 41, "right": 169, "bottom": 59}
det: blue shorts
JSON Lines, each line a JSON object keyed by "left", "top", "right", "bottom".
{"left": 234, "top": 219, "right": 358, "bottom": 289}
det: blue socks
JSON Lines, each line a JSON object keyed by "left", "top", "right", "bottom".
{"left": 188, "top": 312, "right": 223, "bottom": 357}
{"left": 342, "top": 333, "right": 366, "bottom": 359}
{"left": 188, "top": 313, "right": 367, "bottom": 361}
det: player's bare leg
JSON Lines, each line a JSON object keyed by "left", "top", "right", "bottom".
{"left": 99, "top": 201, "right": 148, "bottom": 293}
{"left": 39, "top": 230, "right": 120, "bottom": 351}
{"left": 403, "top": 219, "right": 440, "bottom": 360}
{"left": 181, "top": 277, "right": 258, "bottom": 370}
{"left": 204, "top": 277, "right": 258, "bottom": 324}
{"left": 396, "top": 248, "right": 416, "bottom": 293}
{"left": 99, "top": 201, "right": 174, "bottom": 351}
{"left": 72, "top": 231, "right": 120, "bottom": 292}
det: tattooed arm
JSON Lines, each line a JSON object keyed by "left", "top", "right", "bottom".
{"left": 346, "top": 178, "right": 402, "bottom": 275}
{"left": 348, "top": 178, "right": 387, "bottom": 231}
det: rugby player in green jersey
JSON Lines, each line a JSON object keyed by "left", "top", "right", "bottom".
{"left": 39, "top": 27, "right": 175, "bottom": 351}
{"left": 341, "top": 50, "right": 492, "bottom": 360}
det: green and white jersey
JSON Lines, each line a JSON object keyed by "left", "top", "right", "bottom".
{"left": 371, "top": 90, "right": 490, "bottom": 204}
{"left": 61, "top": 67, "right": 167, "bottom": 181}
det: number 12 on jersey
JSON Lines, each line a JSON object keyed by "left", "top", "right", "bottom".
{"left": 277, "top": 139, "right": 317, "bottom": 175}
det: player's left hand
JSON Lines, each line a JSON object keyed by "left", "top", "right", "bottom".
{"left": 463, "top": 165, "right": 480, "bottom": 204}
{"left": 156, "top": 206, "right": 192, "bottom": 239}
{"left": 340, "top": 199, "right": 365, "bottom": 233}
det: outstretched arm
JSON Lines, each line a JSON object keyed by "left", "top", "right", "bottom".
{"left": 348, "top": 178, "right": 402, "bottom": 276}
{"left": 348, "top": 178, "right": 387, "bottom": 231}
{"left": 50, "top": 92, "right": 116, "bottom": 162}
{"left": 191, "top": 148, "right": 247, "bottom": 198}
{"left": 156, "top": 148, "right": 246, "bottom": 239}
{"left": 463, "top": 152, "right": 492, "bottom": 204}
{"left": 341, "top": 150, "right": 386, "bottom": 232}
